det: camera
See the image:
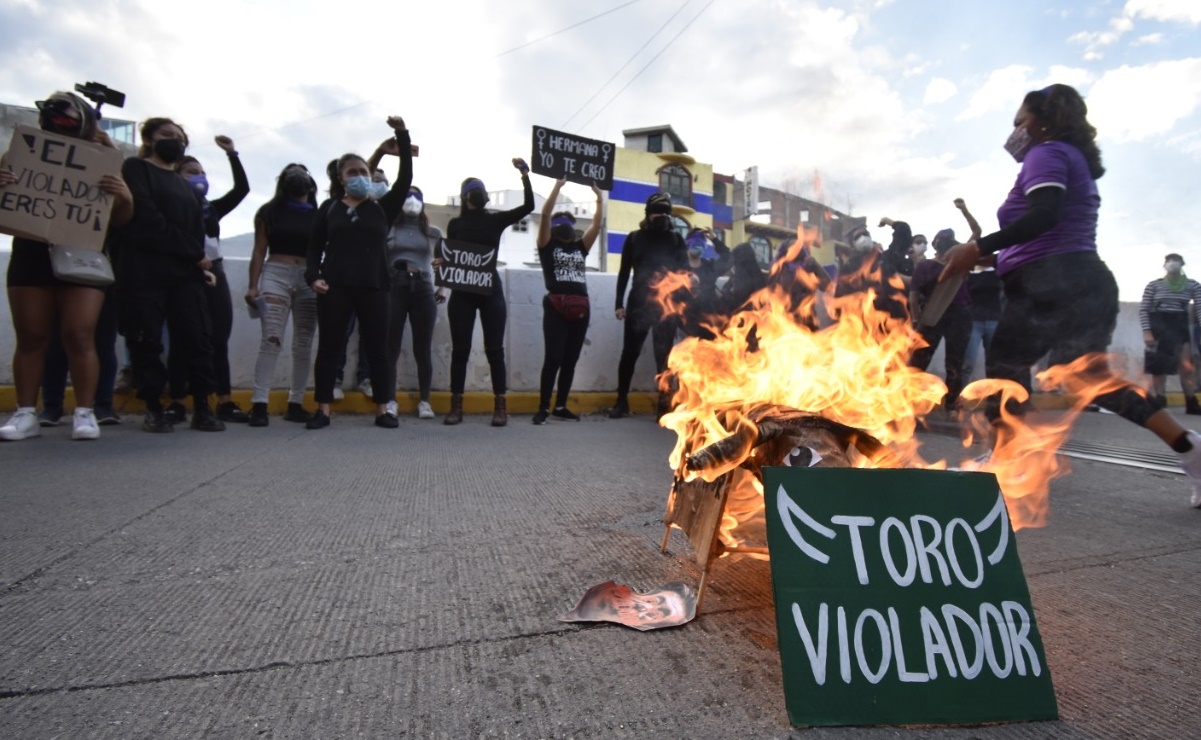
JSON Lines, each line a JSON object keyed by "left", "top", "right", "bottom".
{"left": 74, "top": 81, "right": 126, "bottom": 113}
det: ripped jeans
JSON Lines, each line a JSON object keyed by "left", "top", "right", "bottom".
{"left": 251, "top": 261, "right": 318, "bottom": 404}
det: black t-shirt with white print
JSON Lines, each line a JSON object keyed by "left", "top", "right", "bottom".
{"left": 539, "top": 238, "right": 588, "bottom": 296}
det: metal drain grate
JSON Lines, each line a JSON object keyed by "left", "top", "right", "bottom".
{"left": 1055, "top": 441, "right": 1182, "bottom": 475}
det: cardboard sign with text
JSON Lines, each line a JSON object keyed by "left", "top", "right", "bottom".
{"left": 764, "top": 466, "right": 1057, "bottom": 727}
{"left": 531, "top": 125, "right": 615, "bottom": 191}
{"left": 0, "top": 125, "right": 123, "bottom": 250}
{"left": 435, "top": 239, "right": 497, "bottom": 295}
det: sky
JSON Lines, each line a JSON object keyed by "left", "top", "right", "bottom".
{"left": 1, "top": 0, "right": 1199, "bottom": 301}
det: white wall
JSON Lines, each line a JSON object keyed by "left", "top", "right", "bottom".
{"left": 0, "top": 251, "right": 1173, "bottom": 393}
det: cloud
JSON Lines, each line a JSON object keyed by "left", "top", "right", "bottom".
{"left": 1125, "top": 0, "right": 1201, "bottom": 26}
{"left": 1087, "top": 58, "right": 1201, "bottom": 142}
{"left": 924, "top": 78, "right": 958, "bottom": 104}
{"left": 957, "top": 65, "right": 1035, "bottom": 121}
{"left": 1132, "top": 32, "right": 1166, "bottom": 45}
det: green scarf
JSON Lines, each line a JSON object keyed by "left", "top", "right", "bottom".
{"left": 1165, "top": 271, "right": 1188, "bottom": 292}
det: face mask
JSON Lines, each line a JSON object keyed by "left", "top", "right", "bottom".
{"left": 283, "top": 172, "right": 311, "bottom": 197}
{"left": 403, "top": 196, "right": 423, "bottom": 216}
{"left": 1166, "top": 260, "right": 1184, "bottom": 274}
{"left": 852, "top": 234, "right": 874, "bottom": 252}
{"left": 369, "top": 181, "right": 390, "bottom": 200}
{"left": 345, "top": 175, "right": 372, "bottom": 199}
{"left": 1004, "top": 126, "right": 1034, "bottom": 163}
{"left": 552, "top": 224, "right": 575, "bottom": 242}
{"left": 153, "top": 138, "right": 186, "bottom": 164}
{"left": 185, "top": 174, "right": 209, "bottom": 198}
{"left": 466, "top": 190, "right": 489, "bottom": 209}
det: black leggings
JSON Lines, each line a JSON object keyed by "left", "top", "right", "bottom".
{"left": 910, "top": 303, "right": 972, "bottom": 406}
{"left": 118, "top": 281, "right": 215, "bottom": 408}
{"left": 540, "top": 296, "right": 590, "bottom": 409}
{"left": 314, "top": 285, "right": 390, "bottom": 405}
{"left": 615, "top": 303, "right": 676, "bottom": 400}
{"left": 169, "top": 259, "right": 233, "bottom": 398}
{"left": 448, "top": 287, "right": 507, "bottom": 395}
{"left": 387, "top": 272, "right": 437, "bottom": 400}
{"left": 987, "top": 250, "right": 1155, "bottom": 425}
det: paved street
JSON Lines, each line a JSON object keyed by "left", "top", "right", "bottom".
{"left": 1, "top": 406, "right": 1199, "bottom": 739}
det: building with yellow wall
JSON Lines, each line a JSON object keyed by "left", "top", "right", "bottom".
{"left": 605, "top": 125, "right": 714, "bottom": 269}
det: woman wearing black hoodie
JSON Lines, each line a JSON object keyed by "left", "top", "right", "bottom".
{"left": 441, "top": 158, "right": 534, "bottom": 427}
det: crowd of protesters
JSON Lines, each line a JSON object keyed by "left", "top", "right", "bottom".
{"left": 4, "top": 81, "right": 1201, "bottom": 509}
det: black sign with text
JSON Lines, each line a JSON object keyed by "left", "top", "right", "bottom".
{"left": 530, "top": 125, "right": 615, "bottom": 191}
{"left": 434, "top": 239, "right": 498, "bottom": 295}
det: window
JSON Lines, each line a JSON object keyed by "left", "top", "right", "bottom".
{"left": 512, "top": 219, "right": 529, "bottom": 233}
{"left": 658, "top": 164, "right": 692, "bottom": 206}
{"left": 647, "top": 132, "right": 664, "bottom": 153}
{"left": 748, "top": 236, "right": 773, "bottom": 271}
{"left": 713, "top": 181, "right": 728, "bottom": 205}
{"left": 670, "top": 215, "right": 690, "bottom": 241}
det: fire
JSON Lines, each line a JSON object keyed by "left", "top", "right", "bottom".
{"left": 654, "top": 228, "right": 1134, "bottom": 552}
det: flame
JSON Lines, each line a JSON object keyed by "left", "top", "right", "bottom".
{"left": 654, "top": 227, "right": 1147, "bottom": 552}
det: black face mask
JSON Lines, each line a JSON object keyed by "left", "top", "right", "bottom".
{"left": 466, "top": 190, "right": 488, "bottom": 209}
{"left": 283, "top": 172, "right": 311, "bottom": 197}
{"left": 153, "top": 138, "right": 186, "bottom": 163}
{"left": 648, "top": 214, "right": 672, "bottom": 231}
{"left": 552, "top": 224, "right": 575, "bottom": 242}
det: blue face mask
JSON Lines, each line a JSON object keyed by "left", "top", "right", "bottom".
{"left": 369, "top": 181, "right": 390, "bottom": 200}
{"left": 185, "top": 174, "right": 209, "bottom": 198}
{"left": 345, "top": 176, "right": 372, "bottom": 199}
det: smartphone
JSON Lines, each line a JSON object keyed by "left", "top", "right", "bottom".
{"left": 247, "top": 295, "right": 268, "bottom": 319}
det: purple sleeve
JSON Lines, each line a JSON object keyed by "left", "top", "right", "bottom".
{"left": 1018, "top": 143, "right": 1070, "bottom": 194}
{"left": 911, "top": 260, "right": 938, "bottom": 296}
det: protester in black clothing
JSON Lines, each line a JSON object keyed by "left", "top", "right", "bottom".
{"left": 442, "top": 158, "right": 534, "bottom": 428}
{"left": 680, "top": 227, "right": 732, "bottom": 340}
{"left": 833, "top": 221, "right": 909, "bottom": 323}
{"left": 163, "top": 135, "right": 250, "bottom": 424}
{"left": 609, "top": 192, "right": 689, "bottom": 419}
{"left": 306, "top": 117, "right": 414, "bottom": 430}
{"left": 909, "top": 228, "right": 972, "bottom": 411}
{"left": 722, "top": 243, "right": 769, "bottom": 317}
{"left": 1, "top": 91, "right": 134, "bottom": 442}
{"left": 533, "top": 178, "right": 602, "bottom": 425}
{"left": 114, "top": 117, "right": 227, "bottom": 433}
{"left": 962, "top": 267, "right": 1003, "bottom": 382}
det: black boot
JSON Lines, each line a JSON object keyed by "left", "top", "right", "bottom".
{"left": 608, "top": 398, "right": 630, "bottom": 419}
{"left": 1187, "top": 395, "right": 1201, "bottom": 416}
{"left": 142, "top": 404, "right": 173, "bottom": 434}
{"left": 491, "top": 395, "right": 508, "bottom": 427}
{"left": 284, "top": 403, "right": 312, "bottom": 423}
{"left": 249, "top": 402, "right": 269, "bottom": 427}
{"left": 216, "top": 401, "right": 250, "bottom": 423}
{"left": 190, "top": 402, "right": 227, "bottom": 432}
{"left": 444, "top": 394, "right": 464, "bottom": 426}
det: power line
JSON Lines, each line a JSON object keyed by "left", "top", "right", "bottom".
{"left": 578, "top": 0, "right": 717, "bottom": 134}
{"left": 561, "top": 0, "right": 693, "bottom": 129}
{"left": 493, "top": 1, "right": 643, "bottom": 58}
{"left": 232, "top": 100, "right": 378, "bottom": 141}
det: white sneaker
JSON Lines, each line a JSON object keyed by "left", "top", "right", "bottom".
{"left": 417, "top": 400, "right": 435, "bottom": 419}
{"left": 1176, "top": 430, "right": 1201, "bottom": 508}
{"left": 71, "top": 408, "right": 100, "bottom": 440}
{"left": 332, "top": 387, "right": 345, "bottom": 401}
{"left": 385, "top": 400, "right": 398, "bottom": 417}
{"left": 0, "top": 409, "right": 41, "bottom": 441}
{"left": 358, "top": 380, "right": 374, "bottom": 399}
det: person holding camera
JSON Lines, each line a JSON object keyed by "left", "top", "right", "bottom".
{"left": 305, "top": 116, "right": 413, "bottom": 430}
{"left": 532, "top": 178, "right": 602, "bottom": 425}
{"left": 245, "top": 163, "right": 322, "bottom": 426}
{"left": 163, "top": 135, "right": 251, "bottom": 425}
{"left": 0, "top": 91, "right": 134, "bottom": 442}
{"left": 441, "top": 158, "right": 534, "bottom": 427}
{"left": 115, "top": 117, "right": 224, "bottom": 433}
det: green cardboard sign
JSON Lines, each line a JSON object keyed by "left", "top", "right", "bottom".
{"left": 763, "top": 467, "right": 1058, "bottom": 727}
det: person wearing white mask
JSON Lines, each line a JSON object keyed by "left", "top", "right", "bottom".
{"left": 381, "top": 185, "right": 445, "bottom": 419}
{"left": 1140, "top": 253, "right": 1201, "bottom": 414}
{"left": 833, "top": 222, "right": 909, "bottom": 322}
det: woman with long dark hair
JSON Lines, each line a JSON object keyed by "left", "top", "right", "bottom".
{"left": 532, "top": 178, "right": 602, "bottom": 425}
{"left": 245, "top": 163, "right": 321, "bottom": 426}
{"left": 305, "top": 116, "right": 413, "bottom": 430}
{"left": 941, "top": 83, "right": 1201, "bottom": 508}
{"left": 442, "top": 158, "right": 534, "bottom": 427}
{"left": 609, "top": 192, "right": 688, "bottom": 419}
{"left": 0, "top": 91, "right": 133, "bottom": 441}
{"left": 165, "top": 135, "right": 250, "bottom": 424}
{"left": 115, "top": 116, "right": 225, "bottom": 433}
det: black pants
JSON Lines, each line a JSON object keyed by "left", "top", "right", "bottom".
{"left": 169, "top": 259, "right": 234, "bottom": 398}
{"left": 314, "top": 284, "right": 390, "bottom": 404}
{"left": 119, "top": 281, "right": 215, "bottom": 408}
{"left": 448, "top": 287, "right": 507, "bottom": 395}
{"left": 910, "top": 302, "right": 972, "bottom": 406}
{"left": 42, "top": 288, "right": 119, "bottom": 409}
{"left": 987, "top": 250, "right": 1155, "bottom": 425}
{"left": 1145, "top": 311, "right": 1189, "bottom": 376}
{"left": 387, "top": 271, "right": 437, "bottom": 400}
{"left": 615, "top": 302, "right": 676, "bottom": 400}
{"left": 540, "top": 295, "right": 590, "bottom": 410}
